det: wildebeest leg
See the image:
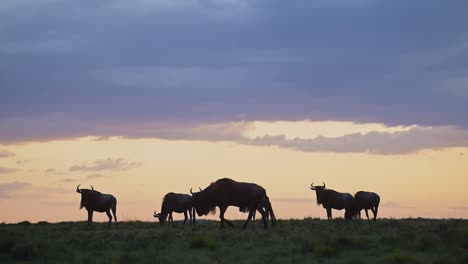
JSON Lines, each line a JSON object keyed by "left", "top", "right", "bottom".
{"left": 188, "top": 209, "right": 193, "bottom": 224}
{"left": 87, "top": 210, "right": 93, "bottom": 227}
{"left": 106, "top": 210, "right": 112, "bottom": 227}
{"left": 183, "top": 211, "right": 188, "bottom": 225}
{"left": 169, "top": 213, "right": 173, "bottom": 224}
{"left": 365, "top": 209, "right": 370, "bottom": 220}
{"left": 192, "top": 208, "right": 196, "bottom": 224}
{"left": 265, "top": 200, "right": 276, "bottom": 226}
{"left": 358, "top": 210, "right": 362, "bottom": 219}
{"left": 242, "top": 210, "right": 254, "bottom": 229}
{"left": 326, "top": 208, "right": 332, "bottom": 220}
{"left": 257, "top": 207, "right": 268, "bottom": 228}
{"left": 219, "top": 206, "right": 234, "bottom": 228}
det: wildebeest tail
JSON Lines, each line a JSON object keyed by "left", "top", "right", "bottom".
{"left": 265, "top": 197, "right": 276, "bottom": 226}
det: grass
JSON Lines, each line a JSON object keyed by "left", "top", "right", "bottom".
{"left": 0, "top": 218, "right": 467, "bottom": 263}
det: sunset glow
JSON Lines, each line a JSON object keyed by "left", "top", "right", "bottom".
{"left": 1, "top": 124, "right": 467, "bottom": 223}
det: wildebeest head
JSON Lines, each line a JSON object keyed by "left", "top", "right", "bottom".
{"left": 76, "top": 184, "right": 96, "bottom": 209}
{"left": 153, "top": 211, "right": 167, "bottom": 224}
{"left": 310, "top": 182, "right": 326, "bottom": 205}
{"left": 190, "top": 187, "right": 213, "bottom": 216}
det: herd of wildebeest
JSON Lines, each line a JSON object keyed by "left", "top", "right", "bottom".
{"left": 75, "top": 178, "right": 380, "bottom": 228}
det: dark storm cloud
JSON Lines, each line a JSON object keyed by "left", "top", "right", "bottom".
{"left": 1, "top": 0, "right": 467, "bottom": 143}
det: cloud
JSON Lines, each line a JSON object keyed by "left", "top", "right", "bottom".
{"left": 0, "top": 117, "right": 253, "bottom": 144}
{"left": 0, "top": 150, "right": 15, "bottom": 158}
{"left": 69, "top": 158, "right": 141, "bottom": 172}
{"left": 62, "top": 178, "right": 76, "bottom": 183}
{"left": 87, "top": 173, "right": 105, "bottom": 179}
{"left": 0, "top": 167, "right": 19, "bottom": 174}
{"left": 0, "top": 181, "right": 31, "bottom": 198}
{"left": 0, "top": 0, "right": 467, "bottom": 145}
{"left": 243, "top": 126, "right": 468, "bottom": 154}
{"left": 3, "top": 119, "right": 468, "bottom": 154}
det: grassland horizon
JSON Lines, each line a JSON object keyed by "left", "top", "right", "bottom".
{"left": 1, "top": 218, "right": 467, "bottom": 263}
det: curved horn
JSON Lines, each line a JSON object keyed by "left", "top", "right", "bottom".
{"left": 90, "top": 185, "right": 94, "bottom": 190}
{"left": 153, "top": 210, "right": 157, "bottom": 215}
{"left": 322, "top": 182, "right": 326, "bottom": 188}
{"left": 76, "top": 184, "right": 81, "bottom": 193}
{"left": 190, "top": 188, "right": 193, "bottom": 194}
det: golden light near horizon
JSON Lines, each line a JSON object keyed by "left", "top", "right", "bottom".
{"left": 1, "top": 120, "right": 468, "bottom": 223}
{"left": 244, "top": 121, "right": 416, "bottom": 139}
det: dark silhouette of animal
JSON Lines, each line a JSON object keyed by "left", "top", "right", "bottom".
{"left": 310, "top": 182, "right": 356, "bottom": 220}
{"left": 190, "top": 178, "right": 276, "bottom": 229}
{"left": 354, "top": 191, "right": 380, "bottom": 222}
{"left": 153, "top": 192, "right": 195, "bottom": 225}
{"left": 76, "top": 185, "right": 117, "bottom": 227}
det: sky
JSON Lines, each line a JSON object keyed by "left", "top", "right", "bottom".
{"left": 1, "top": 0, "right": 467, "bottom": 223}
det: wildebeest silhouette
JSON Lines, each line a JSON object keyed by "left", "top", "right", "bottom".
{"left": 153, "top": 192, "right": 195, "bottom": 225}
{"left": 354, "top": 191, "right": 380, "bottom": 222}
{"left": 76, "top": 185, "right": 117, "bottom": 227}
{"left": 190, "top": 178, "right": 276, "bottom": 228}
{"left": 310, "top": 182, "right": 356, "bottom": 220}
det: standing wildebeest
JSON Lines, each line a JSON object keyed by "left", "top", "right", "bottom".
{"left": 76, "top": 185, "right": 117, "bottom": 227}
{"left": 190, "top": 178, "right": 276, "bottom": 229}
{"left": 354, "top": 191, "right": 380, "bottom": 222}
{"left": 310, "top": 182, "right": 356, "bottom": 220}
{"left": 153, "top": 192, "right": 195, "bottom": 225}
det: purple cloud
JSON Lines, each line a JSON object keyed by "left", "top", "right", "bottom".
{"left": 0, "top": 0, "right": 466, "bottom": 145}
{"left": 243, "top": 126, "right": 468, "bottom": 154}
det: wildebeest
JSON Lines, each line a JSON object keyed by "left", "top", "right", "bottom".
{"left": 153, "top": 192, "right": 195, "bottom": 225}
{"left": 354, "top": 191, "right": 380, "bottom": 222}
{"left": 190, "top": 178, "right": 276, "bottom": 229}
{"left": 76, "top": 185, "right": 117, "bottom": 227}
{"left": 310, "top": 182, "right": 356, "bottom": 220}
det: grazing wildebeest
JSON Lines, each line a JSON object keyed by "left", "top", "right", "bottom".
{"left": 76, "top": 185, "right": 117, "bottom": 227}
{"left": 190, "top": 178, "right": 276, "bottom": 229}
{"left": 310, "top": 182, "right": 356, "bottom": 220}
{"left": 153, "top": 192, "right": 195, "bottom": 225}
{"left": 354, "top": 191, "right": 380, "bottom": 222}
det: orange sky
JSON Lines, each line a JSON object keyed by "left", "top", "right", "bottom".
{"left": 1, "top": 121, "right": 467, "bottom": 223}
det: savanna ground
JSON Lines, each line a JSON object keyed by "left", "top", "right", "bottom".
{"left": 0, "top": 218, "right": 467, "bottom": 263}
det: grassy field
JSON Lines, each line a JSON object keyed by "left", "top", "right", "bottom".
{"left": 0, "top": 218, "right": 467, "bottom": 263}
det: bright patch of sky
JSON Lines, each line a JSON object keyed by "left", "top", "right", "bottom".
{"left": 244, "top": 121, "right": 416, "bottom": 139}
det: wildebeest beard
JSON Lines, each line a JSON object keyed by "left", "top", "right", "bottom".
{"left": 78, "top": 190, "right": 101, "bottom": 210}
{"left": 316, "top": 192, "right": 323, "bottom": 205}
